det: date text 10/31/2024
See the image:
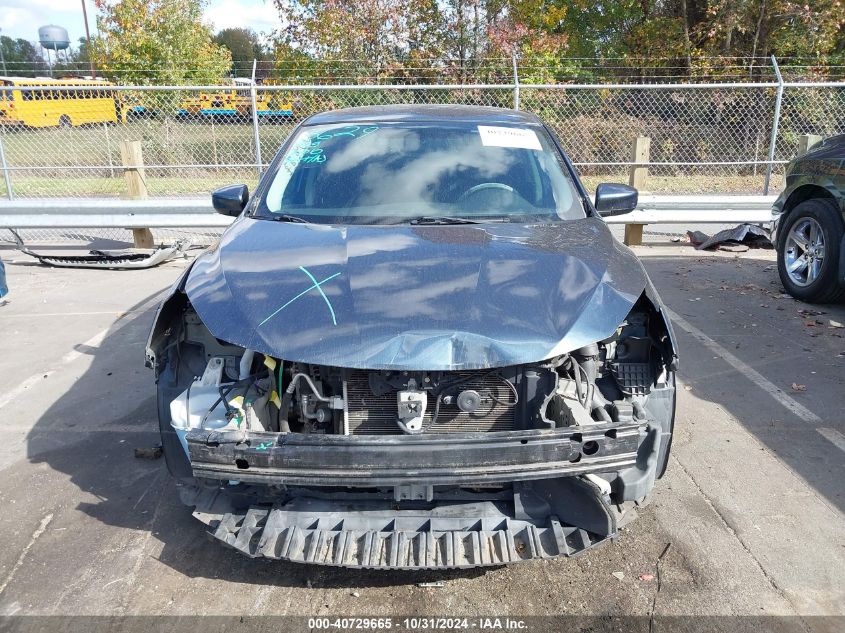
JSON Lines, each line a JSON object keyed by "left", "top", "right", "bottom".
{"left": 307, "top": 618, "right": 529, "bottom": 630}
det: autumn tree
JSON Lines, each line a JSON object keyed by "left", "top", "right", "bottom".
{"left": 270, "top": 0, "right": 845, "bottom": 83}
{"left": 91, "top": 0, "right": 232, "bottom": 84}
{"left": 271, "top": 0, "right": 569, "bottom": 82}
{"left": 273, "top": 1, "right": 409, "bottom": 69}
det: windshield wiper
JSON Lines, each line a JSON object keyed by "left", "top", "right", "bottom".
{"left": 409, "top": 216, "right": 480, "bottom": 225}
{"left": 270, "top": 214, "right": 309, "bottom": 223}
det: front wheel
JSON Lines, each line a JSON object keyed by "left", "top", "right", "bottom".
{"left": 777, "top": 198, "right": 845, "bottom": 303}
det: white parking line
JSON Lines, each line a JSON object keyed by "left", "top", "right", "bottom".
{"left": 0, "top": 293, "right": 163, "bottom": 412}
{"left": 60, "top": 327, "right": 111, "bottom": 365}
{"left": 817, "top": 427, "right": 845, "bottom": 453}
{"left": 0, "top": 513, "right": 53, "bottom": 596}
{"left": 0, "top": 325, "right": 112, "bottom": 412}
{"left": 664, "top": 307, "right": 823, "bottom": 424}
{"left": 0, "top": 373, "right": 55, "bottom": 410}
{"left": 2, "top": 310, "right": 149, "bottom": 318}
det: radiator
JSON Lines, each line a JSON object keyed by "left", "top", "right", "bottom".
{"left": 343, "top": 371, "right": 516, "bottom": 435}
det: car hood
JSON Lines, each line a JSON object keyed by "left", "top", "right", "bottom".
{"left": 184, "top": 216, "right": 649, "bottom": 370}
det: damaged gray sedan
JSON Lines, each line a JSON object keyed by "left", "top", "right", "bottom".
{"left": 146, "top": 105, "right": 678, "bottom": 569}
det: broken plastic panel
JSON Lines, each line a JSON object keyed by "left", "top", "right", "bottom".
{"left": 19, "top": 240, "right": 190, "bottom": 270}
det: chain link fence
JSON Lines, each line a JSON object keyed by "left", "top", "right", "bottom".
{"left": 2, "top": 68, "right": 844, "bottom": 244}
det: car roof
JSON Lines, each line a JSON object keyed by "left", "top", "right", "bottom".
{"left": 303, "top": 104, "right": 543, "bottom": 126}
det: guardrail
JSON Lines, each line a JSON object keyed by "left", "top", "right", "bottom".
{"left": 0, "top": 198, "right": 229, "bottom": 229}
{"left": 0, "top": 195, "right": 775, "bottom": 246}
{"left": 606, "top": 194, "right": 775, "bottom": 244}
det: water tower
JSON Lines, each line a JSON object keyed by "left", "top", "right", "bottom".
{"left": 38, "top": 25, "right": 71, "bottom": 76}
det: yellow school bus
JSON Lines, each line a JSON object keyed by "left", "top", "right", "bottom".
{"left": 175, "top": 81, "right": 293, "bottom": 121}
{"left": 0, "top": 76, "right": 125, "bottom": 128}
{"left": 256, "top": 90, "right": 294, "bottom": 120}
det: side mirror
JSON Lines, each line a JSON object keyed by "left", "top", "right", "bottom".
{"left": 212, "top": 184, "right": 249, "bottom": 217}
{"left": 594, "top": 183, "right": 638, "bottom": 217}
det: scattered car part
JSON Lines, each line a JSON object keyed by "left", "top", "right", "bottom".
{"left": 18, "top": 240, "right": 190, "bottom": 270}
{"left": 134, "top": 444, "right": 163, "bottom": 459}
{"left": 690, "top": 223, "right": 772, "bottom": 251}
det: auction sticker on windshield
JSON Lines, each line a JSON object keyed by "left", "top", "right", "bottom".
{"left": 477, "top": 125, "right": 542, "bottom": 150}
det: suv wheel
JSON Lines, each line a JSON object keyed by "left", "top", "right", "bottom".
{"left": 777, "top": 198, "right": 845, "bottom": 303}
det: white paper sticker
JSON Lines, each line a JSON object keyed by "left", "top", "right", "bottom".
{"left": 477, "top": 125, "right": 542, "bottom": 151}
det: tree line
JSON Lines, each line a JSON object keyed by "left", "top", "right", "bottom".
{"left": 3, "top": 0, "right": 844, "bottom": 84}
{"left": 271, "top": 0, "right": 845, "bottom": 81}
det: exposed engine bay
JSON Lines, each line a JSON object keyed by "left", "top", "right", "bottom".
{"left": 165, "top": 298, "right": 672, "bottom": 442}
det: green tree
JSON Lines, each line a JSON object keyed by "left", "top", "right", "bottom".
{"left": 0, "top": 36, "right": 47, "bottom": 77}
{"left": 91, "top": 0, "right": 232, "bottom": 84}
{"left": 49, "top": 38, "right": 98, "bottom": 78}
{"left": 693, "top": 0, "right": 845, "bottom": 60}
{"left": 214, "top": 28, "right": 269, "bottom": 77}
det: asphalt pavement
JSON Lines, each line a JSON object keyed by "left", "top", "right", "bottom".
{"left": 0, "top": 238, "right": 843, "bottom": 632}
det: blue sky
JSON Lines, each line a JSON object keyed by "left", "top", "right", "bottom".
{"left": 0, "top": 0, "right": 280, "bottom": 46}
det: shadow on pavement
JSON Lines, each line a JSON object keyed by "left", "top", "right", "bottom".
{"left": 640, "top": 251, "right": 845, "bottom": 514}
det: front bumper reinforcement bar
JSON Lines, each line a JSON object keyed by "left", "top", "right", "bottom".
{"left": 186, "top": 423, "right": 642, "bottom": 487}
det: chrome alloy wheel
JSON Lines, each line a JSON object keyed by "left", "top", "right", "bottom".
{"left": 785, "top": 217, "right": 826, "bottom": 286}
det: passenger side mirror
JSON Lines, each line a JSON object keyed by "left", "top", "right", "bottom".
{"left": 594, "top": 183, "right": 638, "bottom": 217}
{"left": 212, "top": 184, "right": 249, "bottom": 217}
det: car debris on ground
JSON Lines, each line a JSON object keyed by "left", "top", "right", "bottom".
{"left": 19, "top": 240, "right": 191, "bottom": 270}
{"left": 686, "top": 224, "right": 772, "bottom": 251}
{"left": 134, "top": 444, "right": 163, "bottom": 459}
{"left": 7, "top": 230, "right": 191, "bottom": 270}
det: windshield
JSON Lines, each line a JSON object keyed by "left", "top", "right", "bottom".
{"left": 257, "top": 121, "right": 585, "bottom": 224}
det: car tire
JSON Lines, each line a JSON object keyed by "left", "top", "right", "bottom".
{"left": 777, "top": 198, "right": 845, "bottom": 303}
{"left": 58, "top": 115, "right": 72, "bottom": 128}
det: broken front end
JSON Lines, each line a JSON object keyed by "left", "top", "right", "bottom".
{"left": 147, "top": 291, "right": 676, "bottom": 570}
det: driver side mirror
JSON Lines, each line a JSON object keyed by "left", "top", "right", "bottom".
{"left": 594, "top": 183, "right": 638, "bottom": 217}
{"left": 212, "top": 184, "right": 249, "bottom": 217}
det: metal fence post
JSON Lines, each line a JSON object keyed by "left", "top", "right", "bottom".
{"left": 250, "top": 59, "right": 264, "bottom": 175}
{"left": 512, "top": 52, "right": 520, "bottom": 110}
{"left": 0, "top": 136, "right": 12, "bottom": 200}
{"left": 103, "top": 121, "right": 115, "bottom": 178}
{"left": 763, "top": 55, "right": 784, "bottom": 195}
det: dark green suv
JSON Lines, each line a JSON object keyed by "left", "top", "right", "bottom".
{"left": 772, "top": 136, "right": 845, "bottom": 303}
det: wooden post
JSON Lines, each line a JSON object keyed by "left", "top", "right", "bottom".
{"left": 628, "top": 136, "right": 651, "bottom": 189}
{"left": 625, "top": 136, "right": 650, "bottom": 246}
{"left": 120, "top": 139, "right": 154, "bottom": 249}
{"left": 624, "top": 223, "right": 644, "bottom": 247}
{"left": 798, "top": 134, "right": 822, "bottom": 156}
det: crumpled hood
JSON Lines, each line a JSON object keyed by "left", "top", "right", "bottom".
{"left": 184, "top": 216, "right": 648, "bottom": 370}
